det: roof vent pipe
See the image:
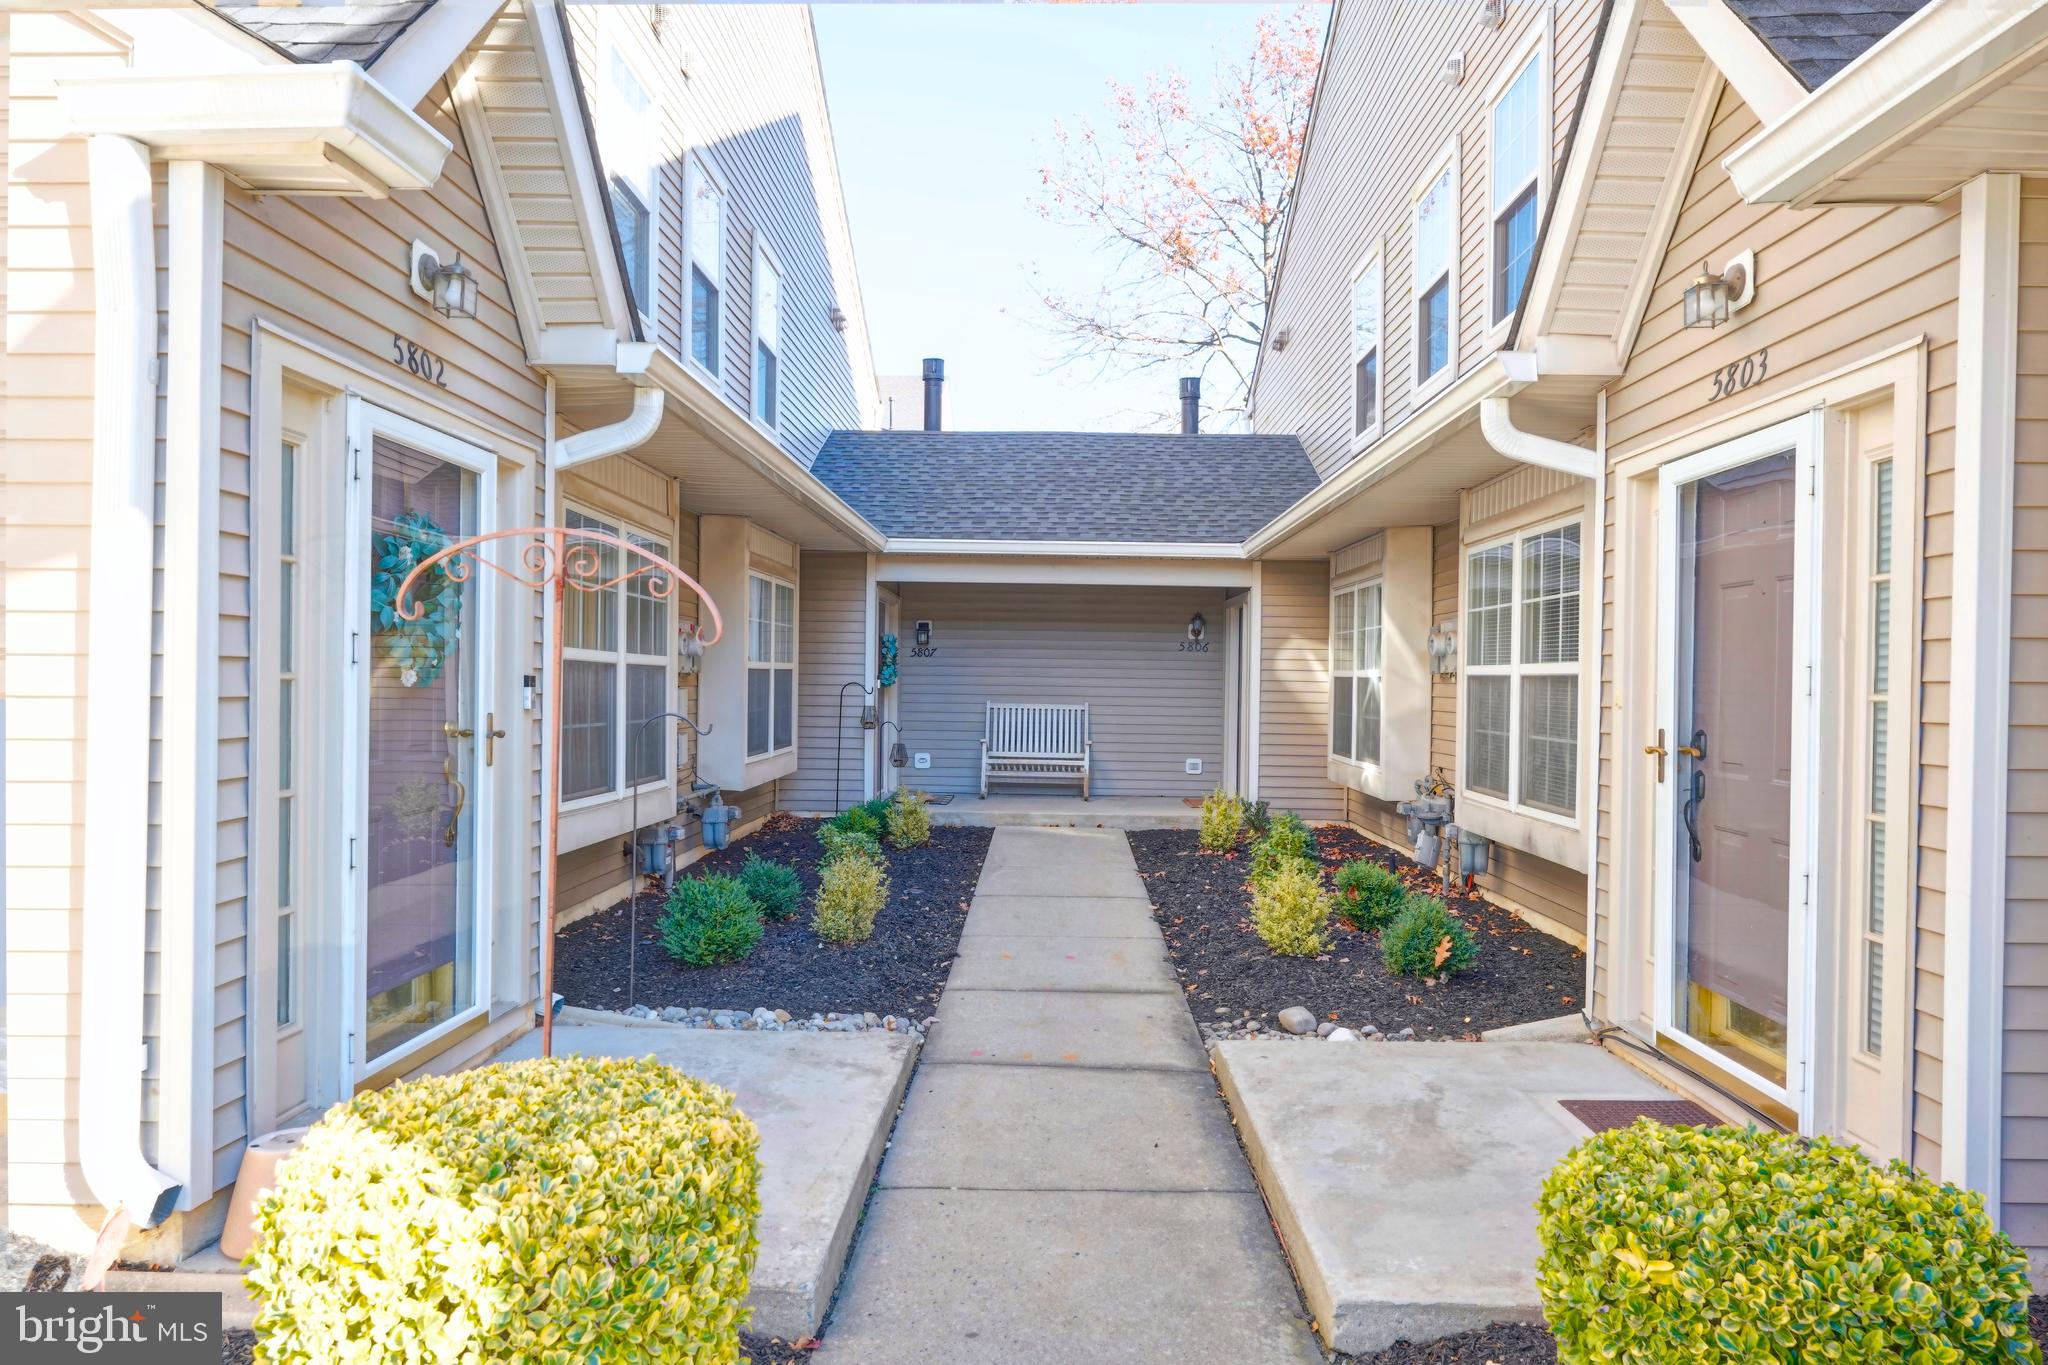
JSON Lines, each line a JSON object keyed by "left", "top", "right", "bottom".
{"left": 1179, "top": 377, "right": 1201, "bottom": 434}
{"left": 921, "top": 357, "right": 944, "bottom": 432}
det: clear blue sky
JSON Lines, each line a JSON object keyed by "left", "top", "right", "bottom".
{"left": 813, "top": 3, "right": 1316, "bottom": 433}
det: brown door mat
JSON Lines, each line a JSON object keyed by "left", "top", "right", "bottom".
{"left": 1183, "top": 797, "right": 1205, "bottom": 808}
{"left": 1559, "top": 1099, "right": 1724, "bottom": 1133}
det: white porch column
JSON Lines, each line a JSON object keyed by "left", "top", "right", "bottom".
{"left": 1943, "top": 171, "right": 2020, "bottom": 1207}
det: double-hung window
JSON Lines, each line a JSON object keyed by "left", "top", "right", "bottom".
{"left": 687, "top": 158, "right": 726, "bottom": 376}
{"left": 562, "top": 508, "right": 672, "bottom": 801}
{"left": 601, "top": 41, "right": 657, "bottom": 319}
{"left": 1331, "top": 581, "right": 1384, "bottom": 767}
{"left": 1464, "top": 521, "right": 1579, "bottom": 816}
{"left": 1351, "top": 252, "right": 1382, "bottom": 441}
{"left": 1490, "top": 51, "right": 1542, "bottom": 323}
{"left": 746, "top": 573, "right": 796, "bottom": 759}
{"left": 1413, "top": 155, "right": 1456, "bottom": 387}
{"left": 753, "top": 244, "right": 782, "bottom": 428}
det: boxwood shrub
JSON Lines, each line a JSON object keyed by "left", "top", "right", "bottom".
{"left": 813, "top": 848, "right": 889, "bottom": 944}
{"left": 1537, "top": 1120, "right": 2040, "bottom": 1364}
{"left": 887, "top": 786, "right": 932, "bottom": 848}
{"left": 1380, "top": 893, "right": 1477, "bottom": 978}
{"left": 1333, "top": 859, "right": 1406, "bottom": 931}
{"left": 1247, "top": 811, "right": 1318, "bottom": 886}
{"left": 246, "top": 1055, "right": 761, "bottom": 1363}
{"left": 818, "top": 823, "right": 884, "bottom": 867}
{"left": 662, "top": 872, "right": 764, "bottom": 966}
{"left": 737, "top": 852, "right": 803, "bottom": 921}
{"left": 1198, "top": 788, "right": 1244, "bottom": 852}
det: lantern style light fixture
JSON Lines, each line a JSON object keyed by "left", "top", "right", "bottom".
{"left": 1188, "top": 612, "right": 1206, "bottom": 642}
{"left": 1682, "top": 249, "right": 1755, "bottom": 330}
{"left": 408, "top": 238, "right": 479, "bottom": 320}
{"left": 914, "top": 620, "right": 932, "bottom": 649}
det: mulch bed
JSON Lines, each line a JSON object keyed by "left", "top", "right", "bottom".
{"left": 552, "top": 814, "right": 992, "bottom": 1022}
{"left": 1128, "top": 825, "right": 1583, "bottom": 1038}
{"left": 1339, "top": 1322, "right": 1558, "bottom": 1364}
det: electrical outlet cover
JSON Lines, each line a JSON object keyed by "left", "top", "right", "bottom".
{"left": 1185, "top": 758, "right": 1202, "bottom": 775}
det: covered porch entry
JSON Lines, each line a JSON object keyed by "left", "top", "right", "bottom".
{"left": 873, "top": 556, "right": 1255, "bottom": 805}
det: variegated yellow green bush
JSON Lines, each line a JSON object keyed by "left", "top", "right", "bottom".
{"left": 1536, "top": 1119, "right": 2040, "bottom": 1364}
{"left": 1198, "top": 788, "right": 1243, "bottom": 852}
{"left": 246, "top": 1055, "right": 761, "bottom": 1364}
{"left": 1250, "top": 860, "right": 1331, "bottom": 957}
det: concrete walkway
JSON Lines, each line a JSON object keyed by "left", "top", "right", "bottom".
{"left": 819, "top": 826, "right": 1322, "bottom": 1364}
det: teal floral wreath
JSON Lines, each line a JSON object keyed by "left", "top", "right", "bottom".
{"left": 877, "top": 632, "right": 899, "bottom": 688}
{"left": 371, "top": 510, "right": 460, "bottom": 687}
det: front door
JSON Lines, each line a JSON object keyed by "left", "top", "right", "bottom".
{"left": 346, "top": 402, "right": 496, "bottom": 1079}
{"left": 1654, "top": 415, "right": 1817, "bottom": 1119}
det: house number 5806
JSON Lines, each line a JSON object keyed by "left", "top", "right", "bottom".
{"left": 1707, "top": 347, "right": 1767, "bottom": 403}
{"left": 391, "top": 334, "right": 449, "bottom": 388}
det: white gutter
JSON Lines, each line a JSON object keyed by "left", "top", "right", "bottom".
{"left": 882, "top": 538, "right": 1245, "bottom": 559}
{"left": 556, "top": 342, "right": 664, "bottom": 469}
{"left": 80, "top": 133, "right": 182, "bottom": 1234}
{"left": 1477, "top": 396, "right": 1601, "bottom": 480}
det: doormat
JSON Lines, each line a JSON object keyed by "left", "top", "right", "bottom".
{"left": 922, "top": 793, "right": 955, "bottom": 806}
{"left": 1558, "top": 1098, "right": 1722, "bottom": 1133}
{"left": 1183, "top": 797, "right": 1204, "bottom": 808}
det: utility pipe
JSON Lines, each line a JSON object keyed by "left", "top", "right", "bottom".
{"left": 80, "top": 133, "right": 182, "bottom": 1251}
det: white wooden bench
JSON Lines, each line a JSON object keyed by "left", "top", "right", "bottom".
{"left": 981, "top": 701, "right": 1092, "bottom": 800}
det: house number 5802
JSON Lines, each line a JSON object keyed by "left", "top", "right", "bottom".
{"left": 391, "top": 334, "right": 449, "bottom": 388}
{"left": 1707, "top": 347, "right": 1767, "bottom": 403}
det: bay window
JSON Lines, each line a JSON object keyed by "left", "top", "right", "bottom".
{"left": 1413, "top": 156, "right": 1456, "bottom": 387}
{"left": 1464, "top": 521, "right": 1580, "bottom": 817}
{"left": 746, "top": 572, "right": 796, "bottom": 758}
{"left": 1331, "top": 580, "right": 1384, "bottom": 767}
{"left": 688, "top": 157, "right": 726, "bottom": 376}
{"left": 562, "top": 507, "right": 672, "bottom": 802}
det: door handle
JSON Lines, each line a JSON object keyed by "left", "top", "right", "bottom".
{"left": 1683, "top": 769, "right": 1707, "bottom": 863}
{"left": 483, "top": 712, "right": 507, "bottom": 767}
{"left": 443, "top": 753, "right": 467, "bottom": 849}
{"left": 444, "top": 721, "right": 474, "bottom": 741}
{"left": 1643, "top": 728, "right": 1667, "bottom": 783}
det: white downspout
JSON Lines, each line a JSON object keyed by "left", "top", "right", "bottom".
{"left": 556, "top": 342, "right": 664, "bottom": 470}
{"left": 1477, "top": 395, "right": 1602, "bottom": 480}
{"left": 80, "top": 133, "right": 182, "bottom": 1238}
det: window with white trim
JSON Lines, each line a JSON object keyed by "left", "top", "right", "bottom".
{"left": 1490, "top": 51, "right": 1541, "bottom": 323}
{"left": 746, "top": 572, "right": 796, "bottom": 758}
{"left": 753, "top": 244, "right": 782, "bottom": 428}
{"left": 1858, "top": 458, "right": 1894, "bottom": 1056}
{"left": 1464, "top": 521, "right": 1579, "bottom": 816}
{"left": 562, "top": 508, "right": 672, "bottom": 801}
{"left": 1331, "top": 580, "right": 1384, "bottom": 767}
{"left": 687, "top": 158, "right": 725, "bottom": 377}
{"left": 1413, "top": 158, "right": 1456, "bottom": 386}
{"left": 601, "top": 39, "right": 657, "bottom": 319}
{"left": 1351, "top": 252, "right": 1382, "bottom": 440}
{"left": 274, "top": 438, "right": 302, "bottom": 1027}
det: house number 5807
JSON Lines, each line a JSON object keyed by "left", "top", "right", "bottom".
{"left": 391, "top": 334, "right": 449, "bottom": 388}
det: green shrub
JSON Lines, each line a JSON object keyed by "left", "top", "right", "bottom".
{"left": 1250, "top": 861, "right": 1332, "bottom": 957}
{"left": 829, "top": 803, "right": 884, "bottom": 840}
{"left": 661, "top": 873, "right": 764, "bottom": 966}
{"left": 246, "top": 1055, "right": 760, "bottom": 1363}
{"left": 818, "top": 823, "right": 884, "bottom": 868}
{"left": 1334, "top": 860, "right": 1407, "bottom": 931}
{"left": 1380, "top": 894, "right": 1477, "bottom": 978}
{"left": 812, "top": 849, "right": 889, "bottom": 944}
{"left": 887, "top": 786, "right": 932, "bottom": 848}
{"left": 1537, "top": 1120, "right": 2040, "bottom": 1365}
{"left": 737, "top": 853, "right": 803, "bottom": 922}
{"left": 1247, "top": 811, "right": 1318, "bottom": 885}
{"left": 1244, "top": 798, "right": 1272, "bottom": 838}
{"left": 1198, "top": 789, "right": 1244, "bottom": 852}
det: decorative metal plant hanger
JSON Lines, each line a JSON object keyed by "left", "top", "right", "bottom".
{"left": 396, "top": 525, "right": 723, "bottom": 1057}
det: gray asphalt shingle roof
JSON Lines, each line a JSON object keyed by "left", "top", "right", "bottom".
{"left": 1722, "top": 0, "right": 1933, "bottom": 90}
{"left": 211, "top": 3, "right": 435, "bottom": 65}
{"left": 813, "top": 431, "right": 1320, "bottom": 544}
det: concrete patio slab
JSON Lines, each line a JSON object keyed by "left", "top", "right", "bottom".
{"left": 1212, "top": 1038, "right": 1672, "bottom": 1354}
{"left": 817, "top": 1187, "right": 1324, "bottom": 1365}
{"left": 929, "top": 794, "right": 1200, "bottom": 829}
{"left": 924, "top": 987, "right": 1205, "bottom": 1070}
{"left": 879, "top": 1063, "right": 1254, "bottom": 1193}
{"left": 943, "top": 932, "right": 1177, "bottom": 992}
{"left": 501, "top": 1011, "right": 919, "bottom": 1341}
{"left": 961, "top": 892, "right": 1159, "bottom": 939}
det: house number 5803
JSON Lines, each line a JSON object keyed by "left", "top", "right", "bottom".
{"left": 391, "top": 334, "right": 449, "bottom": 388}
{"left": 1707, "top": 347, "right": 1767, "bottom": 403}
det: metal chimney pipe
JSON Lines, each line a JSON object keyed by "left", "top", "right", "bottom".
{"left": 922, "top": 357, "right": 945, "bottom": 432}
{"left": 1179, "top": 376, "right": 1200, "bottom": 434}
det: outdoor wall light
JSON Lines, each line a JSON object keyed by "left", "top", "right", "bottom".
{"left": 915, "top": 620, "right": 932, "bottom": 649}
{"left": 1682, "top": 249, "right": 1755, "bottom": 330}
{"left": 1271, "top": 327, "right": 1292, "bottom": 352}
{"left": 1188, "top": 612, "right": 1206, "bottom": 642}
{"left": 409, "top": 239, "right": 478, "bottom": 320}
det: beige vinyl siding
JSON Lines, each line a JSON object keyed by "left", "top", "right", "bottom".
{"left": 220, "top": 82, "right": 546, "bottom": 1173}
{"left": 1251, "top": 0, "right": 1601, "bottom": 476}
{"left": 568, "top": 5, "right": 873, "bottom": 463}
{"left": 2, "top": 10, "right": 128, "bottom": 1226}
{"left": 2005, "top": 176, "right": 2048, "bottom": 1250}
{"left": 892, "top": 583, "right": 1230, "bottom": 801}
{"left": 1598, "top": 85, "right": 1961, "bottom": 1174}
{"left": 786, "top": 550, "right": 869, "bottom": 812}
{"left": 1258, "top": 560, "right": 1346, "bottom": 821}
